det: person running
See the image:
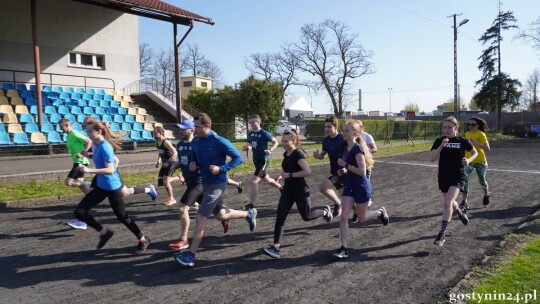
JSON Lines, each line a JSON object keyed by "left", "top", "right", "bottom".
{"left": 262, "top": 130, "right": 333, "bottom": 259}
{"left": 153, "top": 126, "right": 178, "bottom": 206}
{"left": 350, "top": 120, "right": 378, "bottom": 223}
{"left": 429, "top": 116, "right": 477, "bottom": 246}
{"left": 312, "top": 116, "right": 347, "bottom": 218}
{"left": 175, "top": 113, "right": 257, "bottom": 268}
{"left": 82, "top": 116, "right": 157, "bottom": 201}
{"left": 59, "top": 118, "right": 92, "bottom": 230}
{"left": 333, "top": 120, "right": 389, "bottom": 259}
{"left": 460, "top": 116, "right": 491, "bottom": 212}
{"left": 242, "top": 114, "right": 282, "bottom": 210}
{"left": 73, "top": 120, "right": 150, "bottom": 252}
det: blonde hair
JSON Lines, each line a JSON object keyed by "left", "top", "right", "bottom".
{"left": 444, "top": 116, "right": 459, "bottom": 126}
{"left": 345, "top": 120, "right": 374, "bottom": 169}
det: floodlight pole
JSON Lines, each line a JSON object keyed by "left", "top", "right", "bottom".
{"left": 452, "top": 14, "right": 469, "bottom": 119}
{"left": 173, "top": 21, "right": 193, "bottom": 123}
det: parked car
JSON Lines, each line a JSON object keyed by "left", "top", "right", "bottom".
{"left": 276, "top": 120, "right": 298, "bottom": 135}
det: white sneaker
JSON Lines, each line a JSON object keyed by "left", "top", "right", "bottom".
{"left": 190, "top": 202, "right": 199, "bottom": 211}
{"left": 368, "top": 199, "right": 373, "bottom": 207}
{"left": 67, "top": 219, "right": 88, "bottom": 230}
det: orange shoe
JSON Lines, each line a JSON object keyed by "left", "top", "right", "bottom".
{"left": 163, "top": 197, "right": 177, "bottom": 206}
{"left": 168, "top": 240, "right": 189, "bottom": 250}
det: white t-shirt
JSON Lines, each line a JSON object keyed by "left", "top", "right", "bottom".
{"left": 361, "top": 132, "right": 375, "bottom": 146}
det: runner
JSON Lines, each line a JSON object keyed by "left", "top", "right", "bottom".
{"left": 262, "top": 130, "right": 333, "bottom": 259}
{"left": 73, "top": 120, "right": 150, "bottom": 252}
{"left": 429, "top": 116, "right": 477, "bottom": 246}
{"left": 153, "top": 126, "right": 178, "bottom": 206}
{"left": 461, "top": 116, "right": 491, "bottom": 212}
{"left": 175, "top": 113, "right": 257, "bottom": 268}
{"left": 242, "top": 114, "right": 281, "bottom": 210}
{"left": 312, "top": 116, "right": 347, "bottom": 218}
{"left": 333, "top": 120, "right": 389, "bottom": 259}
{"left": 58, "top": 118, "right": 92, "bottom": 230}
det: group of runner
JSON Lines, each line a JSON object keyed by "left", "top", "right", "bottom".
{"left": 61, "top": 112, "right": 491, "bottom": 266}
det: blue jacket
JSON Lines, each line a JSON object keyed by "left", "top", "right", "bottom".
{"left": 191, "top": 131, "right": 243, "bottom": 184}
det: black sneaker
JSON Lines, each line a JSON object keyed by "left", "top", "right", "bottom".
{"left": 97, "top": 229, "right": 114, "bottom": 249}
{"left": 349, "top": 213, "right": 359, "bottom": 224}
{"left": 332, "top": 203, "right": 342, "bottom": 218}
{"left": 262, "top": 245, "right": 280, "bottom": 259}
{"left": 483, "top": 194, "right": 490, "bottom": 206}
{"left": 433, "top": 233, "right": 445, "bottom": 246}
{"left": 333, "top": 246, "right": 348, "bottom": 259}
{"left": 136, "top": 236, "right": 151, "bottom": 253}
{"left": 323, "top": 205, "right": 333, "bottom": 223}
{"left": 237, "top": 181, "right": 244, "bottom": 194}
{"left": 378, "top": 207, "right": 389, "bottom": 226}
{"left": 242, "top": 203, "right": 254, "bottom": 211}
{"left": 458, "top": 211, "right": 469, "bottom": 225}
{"left": 460, "top": 200, "right": 469, "bottom": 213}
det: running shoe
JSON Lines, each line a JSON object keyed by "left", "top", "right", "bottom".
{"left": 378, "top": 207, "right": 389, "bottom": 226}
{"left": 323, "top": 205, "right": 333, "bottom": 223}
{"left": 168, "top": 240, "right": 189, "bottom": 250}
{"left": 175, "top": 251, "right": 196, "bottom": 267}
{"left": 332, "top": 203, "right": 342, "bottom": 218}
{"left": 163, "top": 197, "right": 177, "bottom": 206}
{"left": 148, "top": 184, "right": 157, "bottom": 201}
{"left": 368, "top": 199, "right": 373, "bottom": 207}
{"left": 349, "top": 213, "right": 359, "bottom": 224}
{"left": 333, "top": 246, "right": 348, "bottom": 259}
{"left": 483, "top": 194, "right": 491, "bottom": 206}
{"left": 242, "top": 203, "right": 254, "bottom": 211}
{"left": 222, "top": 220, "right": 231, "bottom": 234}
{"left": 460, "top": 200, "right": 469, "bottom": 213}
{"left": 262, "top": 245, "right": 280, "bottom": 259}
{"left": 433, "top": 233, "right": 445, "bottom": 246}
{"left": 458, "top": 211, "right": 469, "bottom": 225}
{"left": 136, "top": 236, "right": 151, "bottom": 253}
{"left": 97, "top": 229, "right": 114, "bottom": 249}
{"left": 237, "top": 181, "right": 244, "bottom": 194}
{"left": 67, "top": 219, "right": 87, "bottom": 230}
{"left": 190, "top": 202, "right": 199, "bottom": 211}
{"left": 246, "top": 208, "right": 257, "bottom": 232}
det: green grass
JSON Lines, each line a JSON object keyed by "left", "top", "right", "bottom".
{"left": 467, "top": 237, "right": 540, "bottom": 304}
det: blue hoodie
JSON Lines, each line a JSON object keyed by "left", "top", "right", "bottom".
{"left": 191, "top": 130, "right": 243, "bottom": 184}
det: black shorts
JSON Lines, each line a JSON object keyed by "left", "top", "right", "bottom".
{"left": 253, "top": 158, "right": 269, "bottom": 178}
{"left": 67, "top": 163, "right": 85, "bottom": 179}
{"left": 90, "top": 175, "right": 97, "bottom": 188}
{"left": 180, "top": 183, "right": 204, "bottom": 206}
{"left": 328, "top": 174, "right": 345, "bottom": 190}
{"left": 438, "top": 176, "right": 464, "bottom": 193}
{"left": 158, "top": 161, "right": 179, "bottom": 186}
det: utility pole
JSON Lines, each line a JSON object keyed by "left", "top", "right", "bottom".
{"left": 449, "top": 13, "right": 469, "bottom": 118}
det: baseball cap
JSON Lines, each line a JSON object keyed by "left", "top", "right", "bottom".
{"left": 176, "top": 120, "right": 195, "bottom": 129}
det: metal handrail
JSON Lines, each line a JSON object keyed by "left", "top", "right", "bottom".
{"left": 0, "top": 69, "right": 115, "bottom": 90}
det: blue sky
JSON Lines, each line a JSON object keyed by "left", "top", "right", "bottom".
{"left": 139, "top": 0, "right": 539, "bottom": 115}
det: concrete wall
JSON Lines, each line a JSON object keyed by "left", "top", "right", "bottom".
{"left": 0, "top": 0, "right": 140, "bottom": 90}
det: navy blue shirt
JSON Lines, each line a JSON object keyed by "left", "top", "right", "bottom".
{"left": 248, "top": 129, "right": 274, "bottom": 161}
{"left": 176, "top": 140, "right": 201, "bottom": 185}
{"left": 322, "top": 133, "right": 347, "bottom": 175}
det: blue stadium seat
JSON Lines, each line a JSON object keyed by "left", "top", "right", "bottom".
{"left": 91, "top": 114, "right": 101, "bottom": 121}
{"left": 59, "top": 92, "right": 70, "bottom": 100}
{"left": 76, "top": 88, "right": 85, "bottom": 94}
{"left": 121, "top": 122, "right": 132, "bottom": 131}
{"left": 20, "top": 91, "right": 34, "bottom": 98}
{"left": 70, "top": 106, "right": 82, "bottom": 115}
{"left": 49, "top": 113, "right": 62, "bottom": 124}
{"left": 52, "top": 99, "right": 63, "bottom": 107}
{"left": 87, "top": 88, "right": 96, "bottom": 95}
{"left": 130, "top": 130, "right": 142, "bottom": 141}
{"left": 88, "top": 100, "right": 99, "bottom": 108}
{"left": 24, "top": 123, "right": 39, "bottom": 134}
{"left": 100, "top": 100, "right": 110, "bottom": 108}
{"left": 113, "top": 114, "right": 124, "bottom": 123}
{"left": 95, "top": 107, "right": 106, "bottom": 115}
{"left": 47, "top": 131, "right": 63, "bottom": 143}
{"left": 29, "top": 84, "right": 36, "bottom": 92}
{"left": 64, "top": 114, "right": 76, "bottom": 123}
{"left": 24, "top": 97, "right": 37, "bottom": 106}
{"left": 0, "top": 132, "right": 13, "bottom": 145}
{"left": 142, "top": 130, "right": 154, "bottom": 141}
{"left": 124, "top": 115, "right": 135, "bottom": 123}
{"left": 83, "top": 107, "right": 95, "bottom": 115}
{"left": 133, "top": 122, "right": 144, "bottom": 131}
{"left": 77, "top": 114, "right": 86, "bottom": 123}
{"left": 16, "top": 84, "right": 28, "bottom": 91}
{"left": 3, "top": 83, "right": 15, "bottom": 90}
{"left": 102, "top": 114, "right": 113, "bottom": 123}
{"left": 46, "top": 91, "right": 59, "bottom": 99}
{"left": 0, "top": 124, "right": 5, "bottom": 133}
{"left": 41, "top": 98, "right": 51, "bottom": 107}
{"left": 65, "top": 87, "right": 75, "bottom": 94}
{"left": 19, "top": 113, "right": 34, "bottom": 123}
{"left": 72, "top": 122, "right": 83, "bottom": 132}
{"left": 53, "top": 86, "right": 64, "bottom": 93}
{"left": 97, "top": 89, "right": 106, "bottom": 95}
{"left": 29, "top": 105, "right": 38, "bottom": 114}
{"left": 42, "top": 85, "right": 52, "bottom": 92}
{"left": 76, "top": 99, "right": 88, "bottom": 107}
{"left": 82, "top": 93, "right": 93, "bottom": 101}
{"left": 13, "top": 132, "right": 30, "bottom": 144}
{"left": 44, "top": 105, "right": 56, "bottom": 115}
{"left": 94, "top": 94, "right": 104, "bottom": 101}
{"left": 117, "top": 107, "right": 127, "bottom": 115}
{"left": 107, "top": 107, "right": 118, "bottom": 115}
{"left": 104, "top": 94, "right": 113, "bottom": 101}
{"left": 110, "top": 122, "right": 121, "bottom": 132}
{"left": 57, "top": 105, "right": 70, "bottom": 115}
{"left": 64, "top": 99, "right": 76, "bottom": 107}
{"left": 71, "top": 93, "right": 81, "bottom": 100}
{"left": 41, "top": 122, "right": 55, "bottom": 133}
{"left": 110, "top": 100, "right": 120, "bottom": 108}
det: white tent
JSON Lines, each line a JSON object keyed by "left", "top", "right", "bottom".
{"left": 284, "top": 96, "right": 314, "bottom": 118}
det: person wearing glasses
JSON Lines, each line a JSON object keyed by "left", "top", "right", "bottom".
{"left": 460, "top": 117, "right": 491, "bottom": 212}
{"left": 429, "top": 116, "right": 477, "bottom": 246}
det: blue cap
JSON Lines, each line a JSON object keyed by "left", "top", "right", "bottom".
{"left": 176, "top": 120, "right": 195, "bottom": 129}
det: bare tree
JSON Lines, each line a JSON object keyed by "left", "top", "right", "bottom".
{"left": 516, "top": 16, "right": 540, "bottom": 56}
{"left": 139, "top": 42, "right": 154, "bottom": 78}
{"left": 200, "top": 60, "right": 224, "bottom": 89}
{"left": 293, "top": 19, "right": 375, "bottom": 117}
{"left": 245, "top": 53, "right": 275, "bottom": 80}
{"left": 153, "top": 47, "right": 176, "bottom": 98}
{"left": 522, "top": 68, "right": 540, "bottom": 112}
{"left": 183, "top": 43, "right": 207, "bottom": 76}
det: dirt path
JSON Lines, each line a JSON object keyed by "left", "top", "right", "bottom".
{"left": 1, "top": 140, "right": 538, "bottom": 303}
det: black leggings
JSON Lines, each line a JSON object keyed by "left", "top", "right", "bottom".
{"left": 274, "top": 189, "right": 318, "bottom": 244}
{"left": 74, "top": 187, "right": 143, "bottom": 239}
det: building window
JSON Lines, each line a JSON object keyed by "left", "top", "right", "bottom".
{"left": 68, "top": 52, "right": 105, "bottom": 70}
{"left": 200, "top": 81, "right": 208, "bottom": 88}
{"left": 183, "top": 81, "right": 192, "bottom": 87}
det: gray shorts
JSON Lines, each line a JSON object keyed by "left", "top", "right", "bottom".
{"left": 198, "top": 183, "right": 227, "bottom": 218}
